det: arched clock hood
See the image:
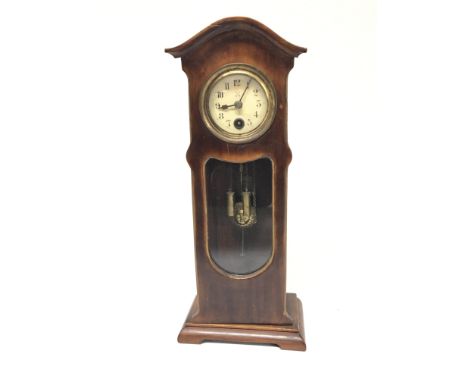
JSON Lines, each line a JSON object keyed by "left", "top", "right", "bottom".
{"left": 165, "top": 17, "right": 306, "bottom": 59}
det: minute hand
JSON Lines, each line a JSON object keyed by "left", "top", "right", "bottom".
{"left": 238, "top": 79, "right": 252, "bottom": 103}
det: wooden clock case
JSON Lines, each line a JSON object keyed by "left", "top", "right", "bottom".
{"left": 166, "top": 17, "right": 306, "bottom": 351}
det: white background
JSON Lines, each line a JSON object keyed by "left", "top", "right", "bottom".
{"left": 1, "top": 0, "right": 467, "bottom": 381}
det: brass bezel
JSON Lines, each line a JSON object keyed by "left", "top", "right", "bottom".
{"left": 199, "top": 64, "right": 277, "bottom": 144}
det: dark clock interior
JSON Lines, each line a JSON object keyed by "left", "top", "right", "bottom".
{"left": 206, "top": 158, "right": 273, "bottom": 275}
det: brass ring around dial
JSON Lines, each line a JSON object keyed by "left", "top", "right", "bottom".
{"left": 199, "top": 64, "right": 277, "bottom": 144}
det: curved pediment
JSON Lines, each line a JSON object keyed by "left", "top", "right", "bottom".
{"left": 165, "top": 17, "right": 306, "bottom": 59}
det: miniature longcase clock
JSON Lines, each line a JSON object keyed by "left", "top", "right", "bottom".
{"left": 165, "top": 17, "right": 307, "bottom": 351}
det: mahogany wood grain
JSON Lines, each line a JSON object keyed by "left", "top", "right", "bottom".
{"left": 166, "top": 17, "right": 306, "bottom": 351}
{"left": 178, "top": 294, "right": 306, "bottom": 351}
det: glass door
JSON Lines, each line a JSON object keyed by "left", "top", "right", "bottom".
{"left": 206, "top": 158, "right": 273, "bottom": 276}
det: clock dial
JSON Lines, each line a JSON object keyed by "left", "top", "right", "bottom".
{"left": 208, "top": 74, "right": 268, "bottom": 134}
{"left": 200, "top": 64, "right": 276, "bottom": 143}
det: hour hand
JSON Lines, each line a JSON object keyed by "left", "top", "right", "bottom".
{"left": 220, "top": 101, "right": 243, "bottom": 110}
{"left": 220, "top": 103, "right": 235, "bottom": 110}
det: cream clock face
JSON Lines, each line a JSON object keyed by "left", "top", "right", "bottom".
{"left": 200, "top": 64, "right": 277, "bottom": 143}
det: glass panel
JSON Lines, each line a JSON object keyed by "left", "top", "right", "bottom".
{"left": 206, "top": 158, "right": 272, "bottom": 275}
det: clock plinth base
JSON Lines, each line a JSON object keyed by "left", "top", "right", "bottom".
{"left": 178, "top": 293, "right": 306, "bottom": 351}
